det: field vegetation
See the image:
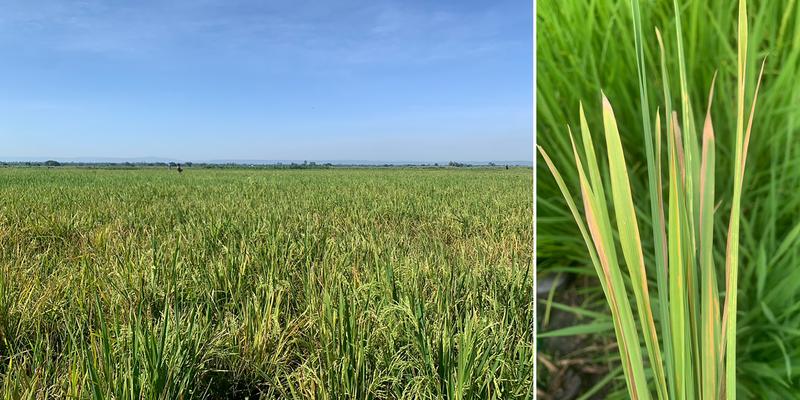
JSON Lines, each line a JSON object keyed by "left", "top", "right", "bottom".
{"left": 537, "top": 0, "right": 800, "bottom": 398}
{"left": 0, "top": 167, "right": 533, "bottom": 399}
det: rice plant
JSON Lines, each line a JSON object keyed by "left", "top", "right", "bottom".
{"left": 538, "top": 0, "right": 765, "bottom": 397}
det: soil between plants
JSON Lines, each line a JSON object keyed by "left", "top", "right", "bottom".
{"left": 537, "top": 275, "right": 616, "bottom": 399}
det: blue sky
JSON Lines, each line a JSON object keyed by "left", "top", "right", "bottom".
{"left": 0, "top": 0, "right": 532, "bottom": 162}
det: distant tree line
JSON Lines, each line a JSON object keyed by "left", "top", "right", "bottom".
{"left": 0, "top": 160, "right": 523, "bottom": 169}
{"left": 0, "top": 161, "right": 337, "bottom": 169}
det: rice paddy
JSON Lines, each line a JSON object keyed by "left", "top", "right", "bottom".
{"left": 0, "top": 167, "right": 533, "bottom": 399}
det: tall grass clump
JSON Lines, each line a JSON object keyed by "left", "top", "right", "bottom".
{"left": 538, "top": 0, "right": 800, "bottom": 393}
{"left": 539, "top": 0, "right": 765, "bottom": 397}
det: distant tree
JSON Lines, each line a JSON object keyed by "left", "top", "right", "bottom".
{"left": 185, "top": 162, "right": 193, "bottom": 167}
{"left": 488, "top": 162, "right": 496, "bottom": 166}
{"left": 44, "top": 160, "right": 61, "bottom": 166}
{"left": 169, "top": 162, "right": 177, "bottom": 168}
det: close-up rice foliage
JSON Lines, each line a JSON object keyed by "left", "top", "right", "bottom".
{"left": 538, "top": 0, "right": 800, "bottom": 398}
{"left": 0, "top": 167, "right": 533, "bottom": 399}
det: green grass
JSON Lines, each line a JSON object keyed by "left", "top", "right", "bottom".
{"left": 0, "top": 167, "right": 533, "bottom": 399}
{"left": 537, "top": 0, "right": 800, "bottom": 397}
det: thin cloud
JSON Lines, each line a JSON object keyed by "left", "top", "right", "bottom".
{"left": 0, "top": 0, "right": 528, "bottom": 65}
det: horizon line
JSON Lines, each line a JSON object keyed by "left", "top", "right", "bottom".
{"left": 0, "top": 157, "right": 532, "bottom": 166}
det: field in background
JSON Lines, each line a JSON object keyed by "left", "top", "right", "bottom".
{"left": 0, "top": 167, "right": 533, "bottom": 399}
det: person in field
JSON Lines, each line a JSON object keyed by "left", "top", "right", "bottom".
{"left": 177, "top": 164, "right": 183, "bottom": 173}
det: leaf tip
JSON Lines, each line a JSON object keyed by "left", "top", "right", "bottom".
{"left": 601, "top": 93, "right": 612, "bottom": 110}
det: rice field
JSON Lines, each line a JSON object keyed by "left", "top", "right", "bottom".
{"left": 0, "top": 167, "right": 533, "bottom": 399}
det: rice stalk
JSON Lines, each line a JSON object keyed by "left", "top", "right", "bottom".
{"left": 538, "top": 0, "right": 765, "bottom": 397}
